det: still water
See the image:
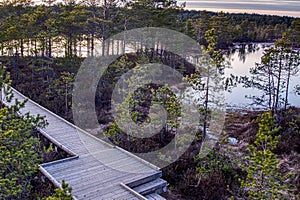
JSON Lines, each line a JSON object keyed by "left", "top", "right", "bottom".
{"left": 225, "top": 43, "right": 300, "bottom": 109}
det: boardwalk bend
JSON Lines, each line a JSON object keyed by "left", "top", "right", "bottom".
{"left": 2, "top": 87, "right": 167, "bottom": 200}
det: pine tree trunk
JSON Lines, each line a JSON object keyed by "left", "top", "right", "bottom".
{"left": 73, "top": 38, "right": 77, "bottom": 56}
{"left": 91, "top": 33, "right": 94, "bottom": 57}
{"left": 20, "top": 39, "right": 24, "bottom": 57}
{"left": 284, "top": 63, "right": 291, "bottom": 110}
{"left": 87, "top": 36, "right": 90, "bottom": 57}
{"left": 65, "top": 83, "right": 68, "bottom": 114}
{"left": 34, "top": 40, "right": 37, "bottom": 59}
{"left": 48, "top": 37, "right": 52, "bottom": 58}
{"left": 274, "top": 51, "right": 282, "bottom": 113}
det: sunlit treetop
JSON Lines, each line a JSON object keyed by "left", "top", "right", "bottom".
{"left": 0, "top": 0, "right": 33, "bottom": 6}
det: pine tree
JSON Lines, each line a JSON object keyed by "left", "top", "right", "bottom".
{"left": 241, "top": 34, "right": 299, "bottom": 114}
{"left": 185, "top": 28, "right": 225, "bottom": 155}
{"left": 0, "top": 65, "right": 48, "bottom": 199}
{"left": 47, "top": 71, "right": 74, "bottom": 115}
{"left": 46, "top": 180, "right": 73, "bottom": 200}
{"left": 240, "top": 111, "right": 287, "bottom": 199}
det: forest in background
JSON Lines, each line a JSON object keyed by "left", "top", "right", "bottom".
{"left": 0, "top": 0, "right": 300, "bottom": 199}
{"left": 0, "top": 0, "right": 299, "bottom": 58}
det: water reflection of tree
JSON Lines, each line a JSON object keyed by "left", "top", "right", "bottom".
{"left": 238, "top": 44, "right": 260, "bottom": 63}
{"left": 227, "top": 43, "right": 261, "bottom": 63}
{"left": 238, "top": 44, "right": 246, "bottom": 63}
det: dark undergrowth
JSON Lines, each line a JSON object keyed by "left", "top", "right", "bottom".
{"left": 2, "top": 55, "right": 300, "bottom": 199}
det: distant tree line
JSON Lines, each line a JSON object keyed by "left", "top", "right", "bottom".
{"left": 0, "top": 0, "right": 299, "bottom": 58}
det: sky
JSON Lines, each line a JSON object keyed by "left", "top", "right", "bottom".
{"left": 3, "top": 0, "right": 299, "bottom": 17}
{"left": 178, "top": 0, "right": 300, "bottom": 17}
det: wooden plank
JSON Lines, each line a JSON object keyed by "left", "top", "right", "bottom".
{"left": 43, "top": 156, "right": 103, "bottom": 173}
{"left": 80, "top": 184, "right": 135, "bottom": 200}
{"left": 133, "top": 178, "right": 167, "bottom": 195}
{"left": 69, "top": 172, "right": 151, "bottom": 197}
{"left": 89, "top": 150, "right": 137, "bottom": 164}
{"left": 120, "top": 182, "right": 148, "bottom": 200}
{"left": 53, "top": 164, "right": 115, "bottom": 183}
{"left": 126, "top": 171, "right": 161, "bottom": 188}
{"left": 75, "top": 187, "right": 138, "bottom": 200}
{"left": 41, "top": 156, "right": 79, "bottom": 167}
{"left": 145, "top": 193, "right": 166, "bottom": 200}
{"left": 68, "top": 173, "right": 131, "bottom": 193}
{"left": 43, "top": 160, "right": 102, "bottom": 176}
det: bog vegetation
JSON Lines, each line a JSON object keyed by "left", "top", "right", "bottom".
{"left": 0, "top": 0, "right": 299, "bottom": 199}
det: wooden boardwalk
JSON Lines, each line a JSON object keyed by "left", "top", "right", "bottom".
{"left": 2, "top": 87, "right": 167, "bottom": 200}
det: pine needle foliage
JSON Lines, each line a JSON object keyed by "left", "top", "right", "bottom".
{"left": 240, "top": 111, "right": 288, "bottom": 199}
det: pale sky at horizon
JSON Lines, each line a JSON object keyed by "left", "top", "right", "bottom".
{"left": 2, "top": 0, "right": 299, "bottom": 18}
{"left": 179, "top": 0, "right": 300, "bottom": 17}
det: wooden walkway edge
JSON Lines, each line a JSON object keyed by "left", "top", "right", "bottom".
{"left": 1, "top": 86, "right": 167, "bottom": 200}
